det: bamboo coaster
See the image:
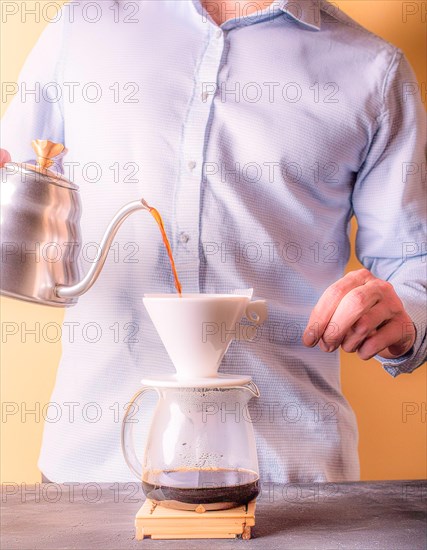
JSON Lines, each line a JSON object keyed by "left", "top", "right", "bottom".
{"left": 135, "top": 499, "right": 256, "bottom": 540}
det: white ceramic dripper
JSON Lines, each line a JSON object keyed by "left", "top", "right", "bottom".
{"left": 143, "top": 289, "right": 267, "bottom": 379}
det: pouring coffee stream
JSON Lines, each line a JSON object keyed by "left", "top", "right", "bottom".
{"left": 146, "top": 205, "right": 182, "bottom": 295}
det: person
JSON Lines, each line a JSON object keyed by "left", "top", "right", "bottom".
{"left": 1, "top": 0, "right": 426, "bottom": 484}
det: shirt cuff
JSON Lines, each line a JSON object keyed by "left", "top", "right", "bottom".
{"left": 375, "top": 289, "right": 427, "bottom": 377}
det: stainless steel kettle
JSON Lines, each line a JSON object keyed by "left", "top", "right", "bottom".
{"left": 0, "top": 140, "right": 150, "bottom": 307}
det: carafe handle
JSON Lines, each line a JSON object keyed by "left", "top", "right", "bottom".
{"left": 121, "top": 385, "right": 159, "bottom": 480}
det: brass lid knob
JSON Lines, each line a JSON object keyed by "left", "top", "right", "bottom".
{"left": 31, "top": 139, "right": 66, "bottom": 170}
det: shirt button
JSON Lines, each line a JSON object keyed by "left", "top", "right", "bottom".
{"left": 179, "top": 232, "right": 190, "bottom": 244}
{"left": 201, "top": 91, "right": 209, "bottom": 102}
{"left": 216, "top": 29, "right": 223, "bottom": 39}
{"left": 188, "top": 161, "right": 197, "bottom": 171}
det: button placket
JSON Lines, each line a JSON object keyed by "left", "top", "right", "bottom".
{"left": 173, "top": 27, "right": 225, "bottom": 289}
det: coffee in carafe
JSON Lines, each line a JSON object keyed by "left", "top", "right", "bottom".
{"left": 142, "top": 467, "right": 260, "bottom": 510}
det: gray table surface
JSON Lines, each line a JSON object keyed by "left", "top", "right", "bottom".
{"left": 1, "top": 480, "right": 426, "bottom": 549}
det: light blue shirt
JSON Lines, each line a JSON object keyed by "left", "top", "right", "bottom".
{"left": 3, "top": 0, "right": 426, "bottom": 483}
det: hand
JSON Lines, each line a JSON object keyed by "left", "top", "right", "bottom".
{"left": 302, "top": 269, "right": 416, "bottom": 361}
{"left": 0, "top": 149, "right": 11, "bottom": 167}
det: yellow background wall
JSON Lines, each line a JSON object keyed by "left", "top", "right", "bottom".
{"left": 1, "top": 1, "right": 426, "bottom": 483}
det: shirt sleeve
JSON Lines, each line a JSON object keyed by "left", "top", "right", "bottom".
{"left": 1, "top": 17, "right": 66, "bottom": 167}
{"left": 351, "top": 48, "right": 427, "bottom": 377}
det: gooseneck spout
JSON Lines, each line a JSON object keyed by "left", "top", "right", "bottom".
{"left": 56, "top": 199, "right": 150, "bottom": 299}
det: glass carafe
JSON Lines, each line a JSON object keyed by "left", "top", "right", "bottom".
{"left": 121, "top": 379, "right": 260, "bottom": 511}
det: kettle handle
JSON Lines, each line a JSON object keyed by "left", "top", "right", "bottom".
{"left": 121, "top": 385, "right": 159, "bottom": 480}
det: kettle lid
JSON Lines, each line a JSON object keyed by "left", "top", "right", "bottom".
{"left": 14, "top": 162, "right": 78, "bottom": 191}
{"left": 6, "top": 139, "right": 77, "bottom": 191}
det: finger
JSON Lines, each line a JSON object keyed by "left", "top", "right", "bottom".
{"left": 321, "top": 280, "right": 383, "bottom": 350}
{"left": 387, "top": 323, "right": 416, "bottom": 357}
{"left": 303, "top": 269, "right": 374, "bottom": 347}
{"left": 0, "top": 149, "right": 11, "bottom": 168}
{"left": 340, "top": 303, "right": 392, "bottom": 354}
{"left": 357, "top": 320, "right": 410, "bottom": 361}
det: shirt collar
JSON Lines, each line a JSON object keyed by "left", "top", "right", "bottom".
{"left": 277, "top": 0, "right": 321, "bottom": 30}
{"left": 191, "top": 0, "right": 321, "bottom": 32}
